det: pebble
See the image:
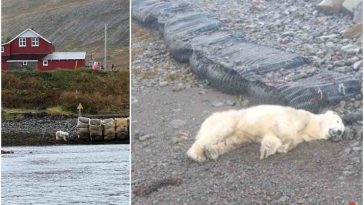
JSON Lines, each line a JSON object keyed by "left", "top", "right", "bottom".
{"left": 352, "top": 60, "right": 363, "bottom": 71}
{"left": 138, "top": 134, "right": 152, "bottom": 141}
{"left": 159, "top": 81, "right": 168, "bottom": 87}
{"left": 211, "top": 101, "right": 224, "bottom": 107}
{"left": 172, "top": 83, "right": 185, "bottom": 92}
{"left": 225, "top": 100, "right": 236, "bottom": 106}
{"left": 170, "top": 119, "right": 186, "bottom": 129}
{"left": 341, "top": 44, "right": 360, "bottom": 54}
{"left": 171, "top": 133, "right": 189, "bottom": 144}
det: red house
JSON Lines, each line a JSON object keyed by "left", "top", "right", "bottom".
{"left": 1, "top": 28, "right": 86, "bottom": 71}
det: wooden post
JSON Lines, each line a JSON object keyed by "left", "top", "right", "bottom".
{"left": 104, "top": 24, "right": 107, "bottom": 70}
{"left": 77, "top": 103, "right": 83, "bottom": 117}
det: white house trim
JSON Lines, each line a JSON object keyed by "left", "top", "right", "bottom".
{"left": 5, "top": 28, "right": 52, "bottom": 45}
{"left": 43, "top": 60, "right": 48, "bottom": 66}
{"left": 7, "top": 60, "right": 38, "bottom": 63}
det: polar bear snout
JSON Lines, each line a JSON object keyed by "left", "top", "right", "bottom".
{"left": 328, "top": 128, "right": 343, "bottom": 138}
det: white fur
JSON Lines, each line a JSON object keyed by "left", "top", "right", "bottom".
{"left": 187, "top": 105, "right": 345, "bottom": 162}
{"left": 55, "top": 131, "right": 70, "bottom": 141}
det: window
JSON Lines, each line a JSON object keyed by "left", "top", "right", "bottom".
{"left": 1, "top": 46, "right": 4, "bottom": 53}
{"left": 31, "top": 37, "right": 39, "bottom": 46}
{"left": 43, "top": 60, "right": 48, "bottom": 66}
{"left": 19, "top": 37, "right": 26, "bottom": 47}
{"left": 23, "top": 61, "right": 27, "bottom": 66}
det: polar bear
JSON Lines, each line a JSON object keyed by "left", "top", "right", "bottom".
{"left": 187, "top": 105, "right": 345, "bottom": 162}
{"left": 55, "top": 131, "right": 70, "bottom": 141}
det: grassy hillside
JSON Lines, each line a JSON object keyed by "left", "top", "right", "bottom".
{"left": 2, "top": 0, "right": 129, "bottom": 69}
{"left": 2, "top": 70, "right": 129, "bottom": 114}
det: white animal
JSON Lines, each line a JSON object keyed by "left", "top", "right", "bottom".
{"left": 187, "top": 105, "right": 345, "bottom": 162}
{"left": 55, "top": 131, "right": 70, "bottom": 142}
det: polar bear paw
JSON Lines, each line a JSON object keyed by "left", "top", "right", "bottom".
{"left": 204, "top": 145, "right": 219, "bottom": 161}
{"left": 187, "top": 144, "right": 206, "bottom": 163}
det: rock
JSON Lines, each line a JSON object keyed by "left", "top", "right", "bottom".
{"left": 352, "top": 60, "right": 363, "bottom": 70}
{"left": 159, "top": 81, "right": 168, "bottom": 87}
{"left": 139, "top": 134, "right": 152, "bottom": 141}
{"left": 170, "top": 119, "right": 186, "bottom": 129}
{"left": 343, "top": 128, "right": 355, "bottom": 140}
{"left": 335, "top": 66, "right": 351, "bottom": 72}
{"left": 131, "top": 96, "right": 138, "bottom": 104}
{"left": 1, "top": 150, "right": 14, "bottom": 154}
{"left": 225, "top": 100, "right": 236, "bottom": 106}
{"left": 342, "top": 23, "right": 363, "bottom": 39}
{"left": 172, "top": 83, "right": 185, "bottom": 92}
{"left": 342, "top": 0, "right": 362, "bottom": 13}
{"left": 277, "top": 195, "right": 289, "bottom": 203}
{"left": 211, "top": 101, "right": 224, "bottom": 107}
{"left": 319, "top": 34, "right": 339, "bottom": 41}
{"left": 353, "top": 2, "right": 363, "bottom": 23}
{"left": 341, "top": 44, "right": 360, "bottom": 54}
{"left": 346, "top": 56, "right": 360, "bottom": 65}
{"left": 316, "top": 0, "right": 345, "bottom": 13}
{"left": 326, "top": 41, "right": 336, "bottom": 48}
{"left": 354, "top": 129, "right": 363, "bottom": 140}
{"left": 352, "top": 146, "right": 362, "bottom": 151}
{"left": 171, "top": 133, "right": 189, "bottom": 144}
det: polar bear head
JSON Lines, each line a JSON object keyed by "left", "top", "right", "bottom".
{"left": 320, "top": 110, "right": 345, "bottom": 140}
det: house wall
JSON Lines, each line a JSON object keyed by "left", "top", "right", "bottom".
{"left": 1, "top": 44, "right": 11, "bottom": 58}
{"left": 37, "top": 59, "right": 86, "bottom": 71}
{"left": 1, "top": 60, "right": 8, "bottom": 71}
{"left": 10, "top": 37, "right": 54, "bottom": 55}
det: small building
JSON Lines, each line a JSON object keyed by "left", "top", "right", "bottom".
{"left": 1, "top": 28, "right": 86, "bottom": 71}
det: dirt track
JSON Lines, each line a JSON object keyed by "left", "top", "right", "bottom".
{"left": 131, "top": 24, "right": 362, "bottom": 204}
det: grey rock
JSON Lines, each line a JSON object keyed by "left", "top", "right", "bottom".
{"left": 319, "top": 34, "right": 339, "bottom": 41}
{"left": 352, "top": 60, "right": 363, "bottom": 71}
{"left": 159, "top": 81, "right": 168, "bottom": 87}
{"left": 139, "top": 134, "right": 152, "bottom": 141}
{"left": 172, "top": 84, "right": 185, "bottom": 92}
{"left": 225, "top": 100, "right": 236, "bottom": 106}
{"left": 211, "top": 101, "right": 224, "bottom": 107}
{"left": 170, "top": 119, "right": 186, "bottom": 129}
{"left": 353, "top": 1, "right": 363, "bottom": 23}
{"left": 341, "top": 44, "right": 360, "bottom": 54}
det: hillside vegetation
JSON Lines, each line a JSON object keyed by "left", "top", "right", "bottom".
{"left": 2, "top": 70, "right": 129, "bottom": 114}
{"left": 2, "top": 0, "right": 129, "bottom": 69}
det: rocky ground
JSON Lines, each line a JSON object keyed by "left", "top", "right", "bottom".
{"left": 2, "top": 117, "right": 128, "bottom": 146}
{"left": 130, "top": 0, "right": 363, "bottom": 201}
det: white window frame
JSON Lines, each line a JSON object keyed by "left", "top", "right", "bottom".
{"left": 19, "top": 37, "right": 26, "bottom": 47}
{"left": 23, "top": 61, "right": 27, "bottom": 66}
{"left": 31, "top": 37, "right": 39, "bottom": 47}
{"left": 1, "top": 46, "right": 4, "bottom": 53}
{"left": 43, "top": 60, "right": 48, "bottom": 66}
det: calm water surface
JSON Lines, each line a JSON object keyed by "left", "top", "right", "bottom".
{"left": 2, "top": 145, "right": 130, "bottom": 205}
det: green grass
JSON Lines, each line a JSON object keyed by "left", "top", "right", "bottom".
{"left": 2, "top": 69, "right": 129, "bottom": 114}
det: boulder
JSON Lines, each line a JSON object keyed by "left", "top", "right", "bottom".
{"left": 342, "top": 0, "right": 362, "bottom": 13}
{"left": 317, "top": 0, "right": 345, "bottom": 13}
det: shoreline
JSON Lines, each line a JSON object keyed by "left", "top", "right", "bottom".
{"left": 2, "top": 116, "right": 130, "bottom": 146}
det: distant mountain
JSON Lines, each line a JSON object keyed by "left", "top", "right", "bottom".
{"left": 2, "top": 0, "right": 129, "bottom": 68}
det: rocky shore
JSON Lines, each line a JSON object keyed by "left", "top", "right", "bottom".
{"left": 2, "top": 117, "right": 129, "bottom": 146}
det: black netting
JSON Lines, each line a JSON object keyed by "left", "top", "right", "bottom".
{"left": 163, "top": 13, "right": 220, "bottom": 62}
{"left": 133, "top": 0, "right": 362, "bottom": 112}
{"left": 132, "top": 0, "right": 190, "bottom": 28}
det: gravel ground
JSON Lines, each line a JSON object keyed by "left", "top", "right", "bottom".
{"left": 131, "top": 11, "right": 363, "bottom": 203}
{"left": 1, "top": 117, "right": 129, "bottom": 146}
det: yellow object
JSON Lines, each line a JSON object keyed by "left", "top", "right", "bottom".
{"left": 77, "top": 103, "right": 83, "bottom": 110}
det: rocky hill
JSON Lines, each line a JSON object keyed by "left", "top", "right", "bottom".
{"left": 2, "top": 0, "right": 129, "bottom": 68}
